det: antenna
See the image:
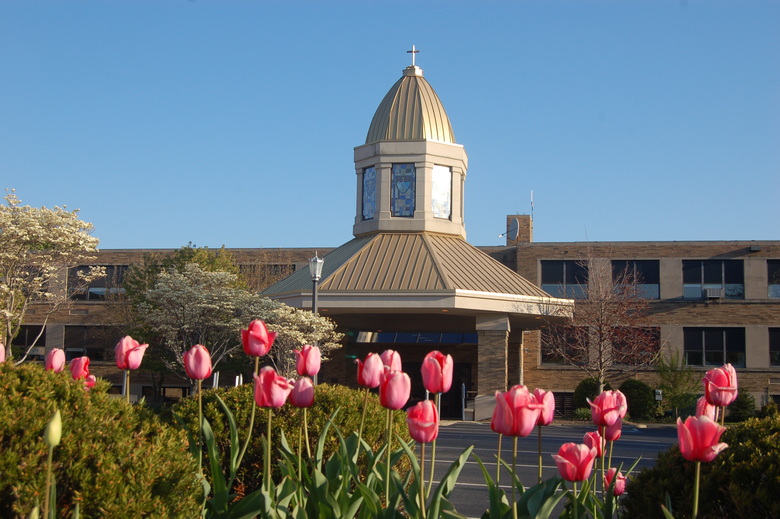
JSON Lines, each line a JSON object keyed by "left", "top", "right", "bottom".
{"left": 530, "top": 189, "right": 534, "bottom": 221}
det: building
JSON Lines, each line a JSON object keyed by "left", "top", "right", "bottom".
{"left": 17, "top": 58, "right": 780, "bottom": 417}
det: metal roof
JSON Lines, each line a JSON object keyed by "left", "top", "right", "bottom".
{"left": 365, "top": 66, "right": 455, "bottom": 145}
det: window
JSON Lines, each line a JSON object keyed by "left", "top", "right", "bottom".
{"left": 541, "top": 260, "right": 587, "bottom": 298}
{"left": 11, "top": 325, "right": 46, "bottom": 358}
{"left": 612, "top": 260, "right": 660, "bottom": 299}
{"left": 682, "top": 260, "right": 744, "bottom": 299}
{"left": 770, "top": 328, "right": 780, "bottom": 367}
{"left": 431, "top": 165, "right": 452, "bottom": 219}
{"left": 362, "top": 166, "right": 376, "bottom": 220}
{"left": 611, "top": 327, "right": 661, "bottom": 365}
{"left": 540, "top": 327, "right": 587, "bottom": 365}
{"left": 769, "top": 260, "right": 780, "bottom": 298}
{"left": 69, "top": 265, "right": 127, "bottom": 301}
{"left": 391, "top": 163, "right": 415, "bottom": 217}
{"left": 64, "top": 326, "right": 113, "bottom": 361}
{"left": 684, "top": 327, "right": 745, "bottom": 367}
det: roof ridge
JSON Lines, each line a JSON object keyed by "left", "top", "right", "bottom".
{"left": 421, "top": 233, "right": 453, "bottom": 289}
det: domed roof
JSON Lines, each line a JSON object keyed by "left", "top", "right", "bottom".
{"left": 365, "top": 65, "right": 456, "bottom": 145}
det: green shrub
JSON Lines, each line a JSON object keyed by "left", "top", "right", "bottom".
{"left": 728, "top": 392, "right": 756, "bottom": 422}
{"left": 621, "top": 413, "right": 780, "bottom": 518}
{"left": 758, "top": 399, "right": 778, "bottom": 418}
{"left": 573, "top": 378, "right": 612, "bottom": 409}
{"left": 0, "top": 362, "right": 201, "bottom": 518}
{"left": 171, "top": 382, "right": 411, "bottom": 497}
{"left": 618, "top": 379, "right": 655, "bottom": 420}
{"left": 574, "top": 407, "right": 592, "bottom": 421}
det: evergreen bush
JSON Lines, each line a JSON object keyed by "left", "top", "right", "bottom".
{"left": 621, "top": 413, "right": 780, "bottom": 518}
{"left": 0, "top": 362, "right": 201, "bottom": 518}
{"left": 618, "top": 379, "right": 655, "bottom": 420}
{"left": 573, "top": 378, "right": 612, "bottom": 409}
{"left": 727, "top": 392, "right": 756, "bottom": 422}
{"left": 171, "top": 382, "right": 411, "bottom": 497}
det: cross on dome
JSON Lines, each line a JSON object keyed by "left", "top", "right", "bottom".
{"left": 407, "top": 45, "right": 420, "bottom": 66}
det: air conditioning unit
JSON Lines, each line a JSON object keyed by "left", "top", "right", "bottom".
{"left": 705, "top": 288, "right": 723, "bottom": 299}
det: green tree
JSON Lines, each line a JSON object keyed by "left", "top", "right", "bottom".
{"left": 655, "top": 349, "right": 699, "bottom": 418}
{"left": 0, "top": 191, "right": 103, "bottom": 360}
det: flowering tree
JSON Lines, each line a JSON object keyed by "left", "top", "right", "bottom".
{"left": 0, "top": 191, "right": 103, "bottom": 361}
{"left": 543, "top": 256, "right": 661, "bottom": 393}
{"left": 136, "top": 263, "right": 341, "bottom": 379}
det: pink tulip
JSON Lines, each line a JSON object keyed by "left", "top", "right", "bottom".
{"left": 407, "top": 399, "right": 439, "bottom": 444}
{"left": 605, "top": 468, "right": 627, "bottom": 496}
{"left": 0, "top": 343, "right": 5, "bottom": 363}
{"left": 588, "top": 390, "right": 627, "bottom": 427}
{"left": 380, "top": 349, "right": 402, "bottom": 371}
{"left": 241, "top": 319, "right": 276, "bottom": 357}
{"left": 584, "top": 430, "right": 603, "bottom": 458}
{"left": 69, "top": 356, "right": 90, "bottom": 380}
{"left": 45, "top": 348, "right": 66, "bottom": 373}
{"left": 533, "top": 388, "right": 555, "bottom": 426}
{"left": 85, "top": 374, "right": 97, "bottom": 390}
{"left": 696, "top": 396, "right": 717, "bottom": 420}
{"left": 703, "top": 363, "right": 738, "bottom": 407}
{"left": 421, "top": 350, "right": 453, "bottom": 394}
{"left": 379, "top": 368, "right": 411, "bottom": 410}
{"left": 552, "top": 443, "right": 597, "bottom": 482}
{"left": 254, "top": 366, "right": 292, "bottom": 408}
{"left": 605, "top": 416, "right": 622, "bottom": 442}
{"left": 676, "top": 415, "right": 728, "bottom": 463}
{"left": 183, "top": 344, "right": 212, "bottom": 380}
{"left": 295, "top": 344, "right": 321, "bottom": 377}
{"left": 356, "top": 353, "right": 383, "bottom": 388}
{"left": 491, "top": 385, "right": 543, "bottom": 437}
{"left": 115, "top": 336, "right": 148, "bottom": 370}
{"left": 289, "top": 377, "right": 314, "bottom": 408}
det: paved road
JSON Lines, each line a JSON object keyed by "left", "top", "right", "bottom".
{"left": 428, "top": 421, "right": 678, "bottom": 519}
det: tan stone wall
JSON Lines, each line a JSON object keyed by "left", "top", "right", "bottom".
{"left": 477, "top": 329, "right": 508, "bottom": 393}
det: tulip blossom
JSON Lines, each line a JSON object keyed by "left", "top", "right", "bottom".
{"left": 588, "top": 390, "right": 628, "bottom": 427}
{"left": 356, "top": 353, "right": 383, "bottom": 388}
{"left": 605, "top": 417, "right": 622, "bottom": 442}
{"left": 605, "top": 468, "right": 627, "bottom": 496}
{"left": 703, "top": 363, "right": 738, "bottom": 407}
{"left": 253, "top": 367, "right": 292, "bottom": 408}
{"left": 533, "top": 388, "right": 555, "bottom": 426}
{"left": 421, "top": 350, "right": 453, "bottom": 394}
{"left": 115, "top": 336, "right": 148, "bottom": 370}
{"left": 406, "top": 399, "right": 439, "bottom": 444}
{"left": 677, "top": 415, "right": 728, "bottom": 463}
{"left": 552, "top": 443, "right": 597, "bottom": 482}
{"left": 69, "top": 356, "right": 90, "bottom": 380}
{"left": 183, "top": 344, "right": 212, "bottom": 380}
{"left": 583, "top": 430, "right": 604, "bottom": 458}
{"left": 380, "top": 349, "right": 402, "bottom": 371}
{"left": 491, "top": 385, "right": 543, "bottom": 437}
{"left": 295, "top": 344, "right": 321, "bottom": 377}
{"left": 0, "top": 343, "right": 5, "bottom": 363}
{"left": 289, "top": 377, "right": 314, "bottom": 408}
{"left": 695, "top": 396, "right": 717, "bottom": 421}
{"left": 379, "top": 368, "right": 411, "bottom": 410}
{"left": 45, "top": 348, "right": 66, "bottom": 373}
{"left": 85, "top": 375, "right": 97, "bottom": 390}
{"left": 241, "top": 319, "right": 276, "bottom": 357}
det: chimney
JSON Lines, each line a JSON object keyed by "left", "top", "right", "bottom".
{"left": 506, "top": 215, "right": 532, "bottom": 246}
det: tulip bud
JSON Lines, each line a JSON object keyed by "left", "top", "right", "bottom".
{"left": 421, "top": 350, "right": 453, "bottom": 394}
{"left": 380, "top": 349, "right": 402, "bottom": 371}
{"left": 241, "top": 319, "right": 276, "bottom": 357}
{"left": 356, "top": 353, "right": 383, "bottom": 388}
{"left": 295, "top": 344, "right": 321, "bottom": 377}
{"left": 44, "top": 410, "right": 62, "bottom": 448}
{"left": 183, "top": 344, "right": 212, "bottom": 380}
{"left": 45, "top": 348, "right": 66, "bottom": 373}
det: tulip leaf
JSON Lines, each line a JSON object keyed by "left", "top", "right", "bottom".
{"left": 473, "top": 453, "right": 510, "bottom": 519}
{"left": 213, "top": 394, "right": 240, "bottom": 484}
{"left": 428, "top": 444, "right": 474, "bottom": 519}
{"left": 202, "top": 417, "right": 229, "bottom": 515}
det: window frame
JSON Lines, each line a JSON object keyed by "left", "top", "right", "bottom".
{"left": 683, "top": 327, "right": 746, "bottom": 367}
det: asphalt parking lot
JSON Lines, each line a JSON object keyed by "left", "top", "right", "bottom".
{"left": 429, "top": 421, "right": 678, "bottom": 518}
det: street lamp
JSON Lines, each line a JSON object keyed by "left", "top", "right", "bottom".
{"left": 309, "top": 253, "right": 324, "bottom": 315}
{"left": 309, "top": 253, "right": 324, "bottom": 385}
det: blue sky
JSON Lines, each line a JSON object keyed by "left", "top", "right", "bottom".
{"left": 2, "top": 1, "right": 778, "bottom": 250}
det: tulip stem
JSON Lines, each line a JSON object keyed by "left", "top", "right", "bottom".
{"left": 426, "top": 393, "right": 439, "bottom": 495}
{"left": 265, "top": 408, "right": 273, "bottom": 494}
{"left": 599, "top": 425, "right": 606, "bottom": 497}
{"left": 608, "top": 440, "right": 614, "bottom": 472}
{"left": 385, "top": 408, "right": 392, "bottom": 508}
{"left": 512, "top": 437, "right": 518, "bottom": 519}
{"left": 197, "top": 379, "right": 203, "bottom": 475}
{"left": 43, "top": 444, "right": 54, "bottom": 519}
{"left": 496, "top": 434, "right": 503, "bottom": 484}
{"left": 358, "top": 387, "right": 369, "bottom": 444}
{"left": 537, "top": 425, "right": 543, "bottom": 485}
{"left": 304, "top": 407, "right": 311, "bottom": 458}
{"left": 693, "top": 461, "right": 701, "bottom": 519}
{"left": 420, "top": 442, "right": 427, "bottom": 518}
{"left": 125, "top": 370, "right": 130, "bottom": 405}
{"left": 572, "top": 482, "right": 580, "bottom": 519}
{"left": 236, "top": 357, "right": 260, "bottom": 484}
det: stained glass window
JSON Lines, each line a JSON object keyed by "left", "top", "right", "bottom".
{"left": 362, "top": 167, "right": 376, "bottom": 220}
{"left": 431, "top": 165, "right": 452, "bottom": 219}
{"left": 392, "top": 164, "right": 415, "bottom": 217}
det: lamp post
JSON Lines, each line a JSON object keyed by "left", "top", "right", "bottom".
{"left": 309, "top": 253, "right": 324, "bottom": 384}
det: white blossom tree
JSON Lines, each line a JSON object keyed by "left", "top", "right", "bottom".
{"left": 0, "top": 191, "right": 103, "bottom": 361}
{"left": 137, "top": 262, "right": 341, "bottom": 379}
